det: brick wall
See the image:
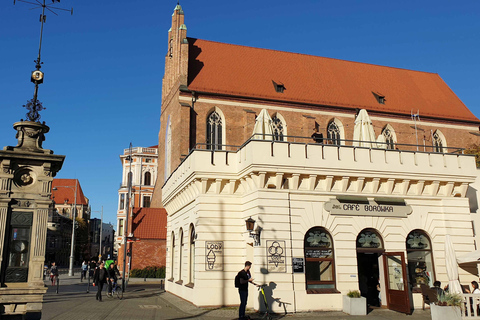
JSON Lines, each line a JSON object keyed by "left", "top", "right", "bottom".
{"left": 117, "top": 239, "right": 166, "bottom": 273}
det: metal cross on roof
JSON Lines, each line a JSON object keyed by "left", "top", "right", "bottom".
{"left": 14, "top": 0, "right": 73, "bottom": 123}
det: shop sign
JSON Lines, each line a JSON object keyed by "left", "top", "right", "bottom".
{"left": 266, "top": 240, "right": 286, "bottom": 273}
{"left": 325, "top": 199, "right": 412, "bottom": 217}
{"left": 205, "top": 241, "right": 223, "bottom": 271}
{"left": 292, "top": 258, "right": 304, "bottom": 273}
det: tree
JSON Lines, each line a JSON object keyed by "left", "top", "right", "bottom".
{"left": 464, "top": 144, "right": 480, "bottom": 168}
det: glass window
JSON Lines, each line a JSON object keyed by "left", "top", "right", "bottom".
{"left": 406, "top": 230, "right": 435, "bottom": 289}
{"left": 433, "top": 131, "right": 444, "bottom": 153}
{"left": 327, "top": 121, "right": 341, "bottom": 145}
{"left": 8, "top": 227, "right": 30, "bottom": 268}
{"left": 143, "top": 196, "right": 151, "bottom": 208}
{"left": 272, "top": 116, "right": 284, "bottom": 141}
{"left": 120, "top": 194, "right": 125, "bottom": 210}
{"left": 179, "top": 229, "right": 184, "bottom": 281}
{"left": 144, "top": 172, "right": 151, "bottom": 186}
{"left": 206, "top": 111, "right": 222, "bottom": 150}
{"left": 189, "top": 225, "right": 195, "bottom": 284}
{"left": 304, "top": 227, "right": 336, "bottom": 292}
{"left": 118, "top": 219, "right": 124, "bottom": 237}
{"left": 382, "top": 127, "right": 395, "bottom": 150}
{"left": 170, "top": 232, "right": 175, "bottom": 279}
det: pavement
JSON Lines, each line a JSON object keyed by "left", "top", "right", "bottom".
{"left": 41, "top": 277, "right": 432, "bottom": 320}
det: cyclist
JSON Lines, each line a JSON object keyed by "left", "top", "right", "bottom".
{"left": 107, "top": 262, "right": 120, "bottom": 296}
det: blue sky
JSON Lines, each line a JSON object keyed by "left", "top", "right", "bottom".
{"left": 2, "top": 0, "right": 480, "bottom": 225}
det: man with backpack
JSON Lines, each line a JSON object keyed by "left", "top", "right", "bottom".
{"left": 235, "top": 261, "right": 254, "bottom": 320}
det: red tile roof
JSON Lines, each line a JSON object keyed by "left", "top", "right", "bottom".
{"left": 132, "top": 208, "right": 167, "bottom": 240}
{"left": 187, "top": 38, "right": 479, "bottom": 123}
{"left": 51, "top": 179, "right": 88, "bottom": 205}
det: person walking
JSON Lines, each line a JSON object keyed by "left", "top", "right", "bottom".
{"left": 93, "top": 262, "right": 109, "bottom": 302}
{"left": 89, "top": 259, "right": 97, "bottom": 278}
{"left": 236, "top": 261, "right": 254, "bottom": 320}
{"left": 81, "top": 260, "right": 88, "bottom": 282}
{"left": 106, "top": 262, "right": 119, "bottom": 296}
{"left": 49, "top": 262, "right": 58, "bottom": 286}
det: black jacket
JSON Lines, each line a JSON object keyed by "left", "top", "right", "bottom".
{"left": 94, "top": 268, "right": 108, "bottom": 284}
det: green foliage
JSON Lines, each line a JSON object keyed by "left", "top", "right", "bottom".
{"left": 465, "top": 144, "right": 480, "bottom": 168}
{"left": 347, "top": 290, "right": 361, "bottom": 298}
{"left": 130, "top": 266, "right": 165, "bottom": 278}
{"left": 437, "top": 292, "right": 462, "bottom": 307}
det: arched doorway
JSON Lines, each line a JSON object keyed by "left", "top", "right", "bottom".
{"left": 356, "top": 228, "right": 384, "bottom": 307}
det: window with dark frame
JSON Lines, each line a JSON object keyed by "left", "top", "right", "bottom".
{"left": 433, "top": 131, "right": 444, "bottom": 153}
{"left": 120, "top": 194, "right": 125, "bottom": 210}
{"left": 327, "top": 121, "right": 341, "bottom": 145}
{"left": 272, "top": 116, "right": 284, "bottom": 141}
{"left": 143, "top": 196, "right": 151, "bottom": 208}
{"left": 382, "top": 127, "right": 395, "bottom": 150}
{"left": 144, "top": 172, "right": 151, "bottom": 186}
{"left": 206, "top": 111, "right": 223, "bottom": 150}
{"left": 406, "top": 230, "right": 435, "bottom": 291}
{"left": 304, "top": 227, "right": 337, "bottom": 293}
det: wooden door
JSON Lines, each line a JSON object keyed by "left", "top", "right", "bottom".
{"left": 383, "top": 252, "right": 411, "bottom": 314}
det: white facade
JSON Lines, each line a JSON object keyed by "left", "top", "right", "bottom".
{"left": 115, "top": 146, "right": 158, "bottom": 254}
{"left": 162, "top": 140, "right": 479, "bottom": 312}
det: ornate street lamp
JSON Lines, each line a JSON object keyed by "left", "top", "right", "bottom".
{"left": 245, "top": 217, "right": 261, "bottom": 246}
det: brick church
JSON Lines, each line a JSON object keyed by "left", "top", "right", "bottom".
{"left": 150, "top": 3, "right": 480, "bottom": 313}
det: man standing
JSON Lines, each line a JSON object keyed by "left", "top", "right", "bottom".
{"left": 237, "top": 261, "right": 253, "bottom": 320}
{"left": 93, "top": 262, "right": 109, "bottom": 302}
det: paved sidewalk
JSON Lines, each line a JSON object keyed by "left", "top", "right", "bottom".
{"left": 42, "top": 277, "right": 432, "bottom": 320}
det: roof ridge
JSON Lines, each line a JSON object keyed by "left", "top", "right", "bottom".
{"left": 187, "top": 37, "right": 439, "bottom": 75}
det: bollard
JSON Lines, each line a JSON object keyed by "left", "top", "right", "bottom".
{"left": 144, "top": 275, "right": 146, "bottom": 282}
{"left": 56, "top": 277, "right": 59, "bottom": 294}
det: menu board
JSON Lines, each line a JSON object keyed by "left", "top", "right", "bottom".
{"left": 292, "top": 258, "right": 304, "bottom": 273}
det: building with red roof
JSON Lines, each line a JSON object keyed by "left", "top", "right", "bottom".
{"left": 153, "top": 4, "right": 480, "bottom": 314}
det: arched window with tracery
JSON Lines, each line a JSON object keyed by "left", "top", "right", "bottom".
{"left": 179, "top": 228, "right": 183, "bottom": 281}
{"left": 144, "top": 172, "right": 151, "bottom": 186}
{"left": 272, "top": 115, "right": 285, "bottom": 141}
{"left": 170, "top": 232, "right": 175, "bottom": 279}
{"left": 406, "top": 230, "right": 435, "bottom": 289}
{"left": 327, "top": 120, "right": 341, "bottom": 145}
{"left": 206, "top": 111, "right": 223, "bottom": 150}
{"left": 304, "top": 227, "right": 336, "bottom": 293}
{"left": 433, "top": 130, "right": 445, "bottom": 153}
{"left": 382, "top": 126, "right": 396, "bottom": 150}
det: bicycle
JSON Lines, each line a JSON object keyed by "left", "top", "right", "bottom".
{"left": 257, "top": 284, "right": 272, "bottom": 320}
{"left": 107, "top": 280, "right": 123, "bottom": 300}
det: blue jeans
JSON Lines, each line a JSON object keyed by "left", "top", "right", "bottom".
{"left": 239, "top": 290, "right": 248, "bottom": 319}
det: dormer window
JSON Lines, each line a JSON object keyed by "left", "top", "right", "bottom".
{"left": 272, "top": 81, "right": 285, "bottom": 93}
{"left": 372, "top": 92, "right": 386, "bottom": 104}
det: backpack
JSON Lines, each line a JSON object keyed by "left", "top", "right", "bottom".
{"left": 234, "top": 271, "right": 241, "bottom": 288}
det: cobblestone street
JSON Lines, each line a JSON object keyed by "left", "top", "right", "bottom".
{"left": 41, "top": 277, "right": 432, "bottom": 320}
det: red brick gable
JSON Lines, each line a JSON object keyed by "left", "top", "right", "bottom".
{"left": 187, "top": 38, "right": 479, "bottom": 123}
{"left": 51, "top": 179, "right": 88, "bottom": 205}
{"left": 132, "top": 208, "right": 167, "bottom": 240}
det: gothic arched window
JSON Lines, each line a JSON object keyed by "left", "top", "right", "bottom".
{"left": 272, "top": 116, "right": 285, "bottom": 141}
{"left": 382, "top": 126, "right": 396, "bottom": 150}
{"left": 433, "top": 130, "right": 445, "bottom": 153}
{"left": 327, "top": 121, "right": 341, "bottom": 145}
{"left": 206, "top": 111, "right": 223, "bottom": 150}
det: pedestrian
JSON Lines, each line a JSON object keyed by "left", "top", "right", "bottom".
{"left": 50, "top": 262, "right": 58, "bottom": 286}
{"left": 89, "top": 259, "right": 96, "bottom": 278}
{"left": 93, "top": 262, "right": 109, "bottom": 302}
{"left": 235, "top": 261, "right": 254, "bottom": 320}
{"left": 81, "top": 260, "right": 87, "bottom": 282}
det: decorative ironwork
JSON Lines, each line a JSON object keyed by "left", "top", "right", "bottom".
{"left": 406, "top": 230, "right": 430, "bottom": 250}
{"left": 14, "top": 0, "right": 72, "bottom": 122}
{"left": 357, "top": 229, "right": 382, "bottom": 248}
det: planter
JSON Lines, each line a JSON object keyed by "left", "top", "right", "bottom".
{"left": 343, "top": 295, "right": 367, "bottom": 315}
{"left": 430, "top": 304, "right": 461, "bottom": 320}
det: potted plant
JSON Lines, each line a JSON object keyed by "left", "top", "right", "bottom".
{"left": 343, "top": 290, "right": 367, "bottom": 315}
{"left": 430, "top": 292, "right": 462, "bottom": 320}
